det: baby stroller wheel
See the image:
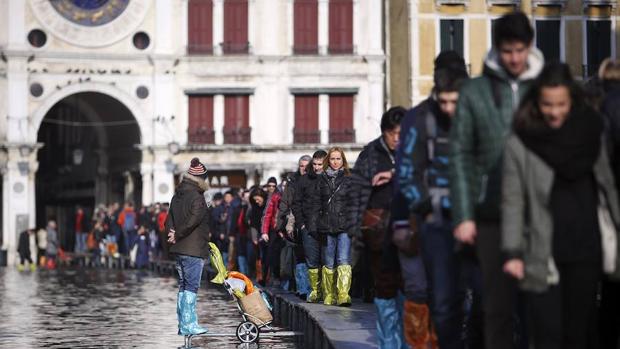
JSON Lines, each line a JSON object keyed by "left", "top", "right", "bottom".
{"left": 236, "top": 321, "right": 260, "bottom": 343}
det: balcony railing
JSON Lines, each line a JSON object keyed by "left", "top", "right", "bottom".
{"left": 329, "top": 128, "right": 355, "bottom": 143}
{"left": 583, "top": 0, "right": 616, "bottom": 5}
{"left": 188, "top": 128, "right": 215, "bottom": 145}
{"left": 294, "top": 130, "right": 321, "bottom": 144}
{"left": 531, "top": 0, "right": 568, "bottom": 6}
{"left": 436, "top": 0, "right": 470, "bottom": 5}
{"left": 328, "top": 44, "right": 355, "bottom": 55}
{"left": 293, "top": 44, "right": 319, "bottom": 55}
{"left": 187, "top": 43, "right": 214, "bottom": 55}
{"left": 223, "top": 127, "right": 252, "bottom": 144}
{"left": 486, "top": 0, "right": 520, "bottom": 5}
{"left": 222, "top": 42, "right": 250, "bottom": 55}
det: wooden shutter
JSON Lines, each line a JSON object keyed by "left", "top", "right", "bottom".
{"left": 224, "top": 95, "right": 251, "bottom": 144}
{"left": 328, "top": 0, "right": 353, "bottom": 54}
{"left": 440, "top": 19, "right": 464, "bottom": 59}
{"left": 294, "top": 0, "right": 318, "bottom": 54}
{"left": 188, "top": 95, "right": 215, "bottom": 144}
{"left": 535, "top": 20, "right": 561, "bottom": 62}
{"left": 329, "top": 94, "right": 354, "bottom": 143}
{"left": 294, "top": 95, "right": 319, "bottom": 143}
{"left": 188, "top": 0, "right": 213, "bottom": 54}
{"left": 224, "top": 0, "right": 249, "bottom": 54}
{"left": 587, "top": 20, "right": 611, "bottom": 77}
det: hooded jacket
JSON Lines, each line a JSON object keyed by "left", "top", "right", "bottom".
{"left": 165, "top": 174, "right": 211, "bottom": 258}
{"left": 450, "top": 48, "right": 544, "bottom": 224}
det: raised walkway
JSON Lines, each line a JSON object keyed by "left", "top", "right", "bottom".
{"left": 268, "top": 288, "right": 378, "bottom": 349}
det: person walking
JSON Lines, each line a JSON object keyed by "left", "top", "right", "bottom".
{"left": 262, "top": 177, "right": 284, "bottom": 286}
{"left": 350, "top": 106, "right": 407, "bottom": 348}
{"left": 165, "top": 158, "right": 211, "bottom": 337}
{"left": 293, "top": 150, "right": 327, "bottom": 302}
{"left": 17, "top": 229, "right": 36, "bottom": 271}
{"left": 46, "top": 220, "right": 59, "bottom": 269}
{"left": 309, "top": 147, "right": 355, "bottom": 306}
{"left": 36, "top": 227, "right": 47, "bottom": 267}
{"left": 449, "top": 11, "right": 543, "bottom": 349}
{"left": 117, "top": 202, "right": 138, "bottom": 256}
{"left": 501, "top": 62, "right": 620, "bottom": 349}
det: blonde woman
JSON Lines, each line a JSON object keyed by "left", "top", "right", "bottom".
{"left": 308, "top": 147, "right": 355, "bottom": 306}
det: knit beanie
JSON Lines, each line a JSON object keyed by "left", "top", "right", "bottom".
{"left": 188, "top": 157, "right": 208, "bottom": 179}
{"left": 267, "top": 177, "right": 277, "bottom": 186}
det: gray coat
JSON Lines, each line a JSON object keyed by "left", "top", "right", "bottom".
{"left": 501, "top": 134, "right": 620, "bottom": 292}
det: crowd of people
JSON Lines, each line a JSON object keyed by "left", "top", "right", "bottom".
{"left": 16, "top": 10, "right": 620, "bottom": 348}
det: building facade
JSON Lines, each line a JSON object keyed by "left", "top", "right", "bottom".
{"left": 387, "top": 0, "right": 620, "bottom": 107}
{"left": 0, "top": 0, "right": 385, "bottom": 264}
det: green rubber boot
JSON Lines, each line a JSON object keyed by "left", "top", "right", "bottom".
{"left": 307, "top": 268, "right": 321, "bottom": 303}
{"left": 322, "top": 266, "right": 337, "bottom": 306}
{"left": 336, "top": 265, "right": 352, "bottom": 306}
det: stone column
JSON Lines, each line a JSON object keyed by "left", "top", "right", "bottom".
{"left": 140, "top": 161, "right": 154, "bottom": 206}
{"left": 318, "top": 0, "right": 329, "bottom": 55}
{"left": 213, "top": 0, "right": 224, "bottom": 56}
{"left": 318, "top": 94, "right": 330, "bottom": 144}
{"left": 152, "top": 150, "right": 175, "bottom": 204}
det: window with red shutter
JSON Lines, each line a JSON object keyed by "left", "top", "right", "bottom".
{"left": 223, "top": 0, "right": 249, "bottom": 54}
{"left": 188, "top": 0, "right": 213, "bottom": 54}
{"left": 294, "top": 95, "right": 320, "bottom": 143}
{"left": 329, "top": 94, "right": 355, "bottom": 143}
{"left": 328, "top": 0, "right": 353, "bottom": 54}
{"left": 224, "top": 95, "right": 251, "bottom": 144}
{"left": 188, "top": 95, "right": 215, "bottom": 144}
{"left": 294, "top": 0, "right": 318, "bottom": 55}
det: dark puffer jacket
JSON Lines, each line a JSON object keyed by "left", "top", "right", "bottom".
{"left": 292, "top": 170, "right": 320, "bottom": 231}
{"left": 165, "top": 174, "right": 211, "bottom": 258}
{"left": 308, "top": 170, "right": 355, "bottom": 234}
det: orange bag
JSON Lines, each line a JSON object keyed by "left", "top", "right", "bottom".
{"left": 87, "top": 232, "right": 97, "bottom": 251}
{"left": 228, "top": 271, "right": 254, "bottom": 294}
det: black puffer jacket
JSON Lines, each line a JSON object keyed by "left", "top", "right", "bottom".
{"left": 308, "top": 170, "right": 355, "bottom": 234}
{"left": 165, "top": 175, "right": 211, "bottom": 258}
{"left": 292, "top": 170, "right": 320, "bottom": 231}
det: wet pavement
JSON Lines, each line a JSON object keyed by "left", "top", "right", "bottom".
{"left": 0, "top": 267, "right": 299, "bottom": 348}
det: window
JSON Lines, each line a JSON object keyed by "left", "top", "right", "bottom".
{"left": 294, "top": 95, "right": 320, "bottom": 143}
{"left": 586, "top": 20, "right": 611, "bottom": 77}
{"left": 440, "top": 19, "right": 464, "bottom": 58}
{"left": 329, "top": 95, "right": 355, "bottom": 143}
{"left": 535, "top": 20, "right": 561, "bottom": 61}
{"left": 188, "top": 0, "right": 213, "bottom": 54}
{"left": 294, "top": 0, "right": 319, "bottom": 54}
{"left": 224, "top": 95, "right": 251, "bottom": 144}
{"left": 188, "top": 95, "right": 215, "bottom": 144}
{"left": 223, "top": 0, "right": 249, "bottom": 54}
{"left": 328, "top": 0, "right": 353, "bottom": 54}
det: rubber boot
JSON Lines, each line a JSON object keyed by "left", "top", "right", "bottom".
{"left": 180, "top": 291, "right": 208, "bottom": 335}
{"left": 336, "top": 265, "right": 352, "bottom": 306}
{"left": 375, "top": 297, "right": 407, "bottom": 349}
{"left": 17, "top": 264, "right": 24, "bottom": 272}
{"left": 177, "top": 292, "right": 183, "bottom": 335}
{"left": 29, "top": 263, "right": 36, "bottom": 272}
{"left": 295, "top": 263, "right": 311, "bottom": 298}
{"left": 403, "top": 300, "right": 438, "bottom": 349}
{"left": 321, "top": 266, "right": 337, "bottom": 305}
{"left": 307, "top": 268, "right": 321, "bottom": 303}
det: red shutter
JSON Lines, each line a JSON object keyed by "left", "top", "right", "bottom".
{"left": 294, "top": 0, "right": 318, "bottom": 54}
{"left": 224, "top": 0, "right": 249, "bottom": 54}
{"left": 328, "top": 0, "right": 353, "bottom": 54}
{"left": 188, "top": 0, "right": 213, "bottom": 54}
{"left": 329, "top": 94, "right": 355, "bottom": 143}
{"left": 294, "top": 95, "right": 319, "bottom": 143}
{"left": 188, "top": 95, "right": 215, "bottom": 144}
{"left": 224, "top": 95, "right": 251, "bottom": 144}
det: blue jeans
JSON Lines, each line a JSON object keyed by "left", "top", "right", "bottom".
{"left": 303, "top": 229, "right": 321, "bottom": 269}
{"left": 398, "top": 252, "right": 428, "bottom": 303}
{"left": 176, "top": 255, "right": 205, "bottom": 293}
{"left": 322, "top": 232, "right": 351, "bottom": 269}
{"left": 76, "top": 232, "right": 86, "bottom": 253}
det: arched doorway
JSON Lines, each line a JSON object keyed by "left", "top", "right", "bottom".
{"left": 36, "top": 92, "right": 142, "bottom": 249}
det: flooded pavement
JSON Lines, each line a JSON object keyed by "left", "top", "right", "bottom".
{"left": 0, "top": 267, "right": 299, "bottom": 348}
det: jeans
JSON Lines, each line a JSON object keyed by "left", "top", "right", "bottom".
{"left": 75, "top": 232, "right": 86, "bottom": 253}
{"left": 237, "top": 255, "right": 249, "bottom": 275}
{"left": 176, "top": 254, "right": 205, "bottom": 293}
{"left": 398, "top": 252, "right": 428, "bottom": 303}
{"left": 303, "top": 229, "right": 321, "bottom": 269}
{"left": 322, "top": 232, "right": 350, "bottom": 269}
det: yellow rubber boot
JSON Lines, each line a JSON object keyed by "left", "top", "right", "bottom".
{"left": 307, "top": 268, "right": 321, "bottom": 303}
{"left": 29, "top": 263, "right": 36, "bottom": 272}
{"left": 17, "top": 264, "right": 24, "bottom": 272}
{"left": 321, "top": 266, "right": 336, "bottom": 305}
{"left": 336, "top": 265, "right": 352, "bottom": 306}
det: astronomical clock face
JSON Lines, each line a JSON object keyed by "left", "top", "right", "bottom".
{"left": 49, "top": 0, "right": 130, "bottom": 27}
{"left": 30, "top": 0, "right": 149, "bottom": 48}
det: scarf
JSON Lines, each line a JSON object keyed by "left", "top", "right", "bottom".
{"left": 325, "top": 167, "right": 343, "bottom": 178}
{"left": 516, "top": 106, "right": 603, "bottom": 181}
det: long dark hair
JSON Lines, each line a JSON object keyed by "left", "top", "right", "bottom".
{"left": 513, "top": 62, "right": 585, "bottom": 133}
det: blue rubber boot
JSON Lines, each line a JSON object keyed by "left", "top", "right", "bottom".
{"left": 180, "top": 291, "right": 208, "bottom": 335}
{"left": 295, "top": 263, "right": 311, "bottom": 297}
{"left": 177, "top": 292, "right": 183, "bottom": 335}
{"left": 375, "top": 297, "right": 408, "bottom": 349}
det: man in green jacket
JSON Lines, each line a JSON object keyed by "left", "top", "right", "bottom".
{"left": 449, "top": 11, "right": 543, "bottom": 349}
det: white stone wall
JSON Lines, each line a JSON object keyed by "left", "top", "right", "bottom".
{"left": 0, "top": 0, "right": 385, "bottom": 265}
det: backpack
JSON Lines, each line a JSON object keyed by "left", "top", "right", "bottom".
{"left": 123, "top": 211, "right": 136, "bottom": 232}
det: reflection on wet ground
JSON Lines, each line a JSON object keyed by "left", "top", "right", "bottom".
{"left": 0, "top": 267, "right": 298, "bottom": 348}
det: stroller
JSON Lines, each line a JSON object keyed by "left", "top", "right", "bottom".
{"left": 210, "top": 243, "right": 275, "bottom": 345}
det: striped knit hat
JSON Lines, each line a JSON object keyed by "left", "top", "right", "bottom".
{"left": 188, "top": 158, "right": 208, "bottom": 179}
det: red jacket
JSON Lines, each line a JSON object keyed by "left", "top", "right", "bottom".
{"left": 261, "top": 192, "right": 281, "bottom": 235}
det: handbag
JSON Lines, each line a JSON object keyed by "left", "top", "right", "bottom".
{"left": 598, "top": 191, "right": 617, "bottom": 274}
